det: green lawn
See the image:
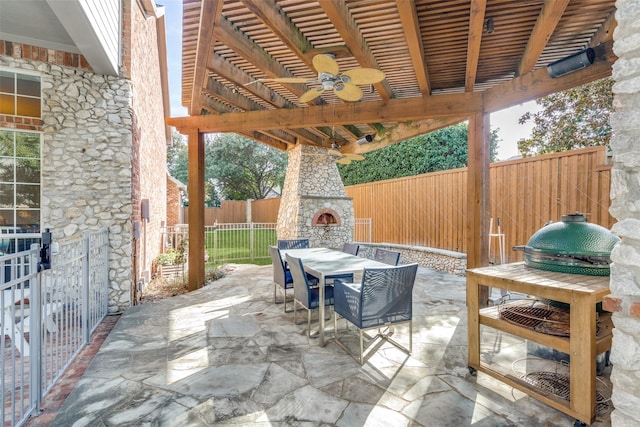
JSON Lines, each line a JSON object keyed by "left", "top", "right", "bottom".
{"left": 205, "top": 228, "right": 276, "bottom": 266}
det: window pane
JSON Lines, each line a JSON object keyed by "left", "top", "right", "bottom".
{"left": 16, "top": 158, "right": 40, "bottom": 183}
{"left": 16, "top": 96, "right": 40, "bottom": 117}
{"left": 0, "top": 71, "right": 13, "bottom": 93}
{"left": 16, "top": 74, "right": 40, "bottom": 97}
{"left": 0, "top": 158, "right": 14, "bottom": 182}
{"left": 16, "top": 132, "right": 39, "bottom": 158}
{"left": 16, "top": 184, "right": 39, "bottom": 208}
{"left": 0, "top": 130, "right": 14, "bottom": 156}
{"left": 0, "top": 183, "right": 14, "bottom": 208}
{"left": 0, "top": 93, "right": 15, "bottom": 115}
{"left": 17, "top": 210, "right": 39, "bottom": 232}
{"left": 0, "top": 209, "right": 13, "bottom": 227}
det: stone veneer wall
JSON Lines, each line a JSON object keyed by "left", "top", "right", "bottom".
{"left": 602, "top": 1, "right": 640, "bottom": 425}
{"left": 0, "top": 54, "right": 134, "bottom": 313}
{"left": 277, "top": 145, "right": 354, "bottom": 248}
{"left": 357, "top": 243, "right": 467, "bottom": 276}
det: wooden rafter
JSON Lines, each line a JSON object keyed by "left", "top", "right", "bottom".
{"left": 189, "top": 0, "right": 223, "bottom": 115}
{"left": 517, "top": 0, "right": 570, "bottom": 76}
{"left": 465, "top": 0, "right": 486, "bottom": 92}
{"left": 395, "top": 0, "right": 430, "bottom": 95}
{"left": 319, "top": 0, "right": 394, "bottom": 100}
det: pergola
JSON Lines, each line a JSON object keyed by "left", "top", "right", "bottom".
{"left": 167, "top": 0, "right": 617, "bottom": 290}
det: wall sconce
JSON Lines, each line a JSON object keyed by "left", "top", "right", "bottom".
{"left": 547, "top": 48, "right": 595, "bottom": 78}
{"left": 356, "top": 134, "right": 374, "bottom": 145}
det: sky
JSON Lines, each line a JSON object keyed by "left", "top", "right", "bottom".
{"left": 161, "top": 0, "right": 538, "bottom": 161}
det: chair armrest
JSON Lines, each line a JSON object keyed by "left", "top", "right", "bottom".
{"left": 334, "top": 279, "right": 362, "bottom": 327}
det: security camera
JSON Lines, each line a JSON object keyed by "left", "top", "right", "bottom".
{"left": 356, "top": 134, "right": 374, "bottom": 145}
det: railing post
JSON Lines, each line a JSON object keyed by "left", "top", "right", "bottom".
{"left": 249, "top": 222, "right": 254, "bottom": 259}
{"left": 82, "top": 231, "right": 90, "bottom": 344}
{"left": 29, "top": 244, "right": 42, "bottom": 413}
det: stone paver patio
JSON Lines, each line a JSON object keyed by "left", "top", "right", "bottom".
{"left": 50, "top": 263, "right": 612, "bottom": 426}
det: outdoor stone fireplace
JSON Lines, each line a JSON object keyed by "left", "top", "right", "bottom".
{"left": 276, "top": 145, "right": 354, "bottom": 248}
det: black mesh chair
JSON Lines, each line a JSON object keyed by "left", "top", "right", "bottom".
{"left": 277, "top": 239, "right": 310, "bottom": 250}
{"left": 373, "top": 248, "right": 401, "bottom": 265}
{"left": 333, "top": 263, "right": 419, "bottom": 364}
{"left": 342, "top": 242, "right": 360, "bottom": 256}
{"left": 286, "top": 254, "right": 334, "bottom": 337}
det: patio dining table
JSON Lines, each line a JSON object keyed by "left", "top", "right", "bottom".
{"left": 281, "top": 247, "right": 390, "bottom": 345}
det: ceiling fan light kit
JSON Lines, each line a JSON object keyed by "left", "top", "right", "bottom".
{"left": 264, "top": 53, "right": 385, "bottom": 103}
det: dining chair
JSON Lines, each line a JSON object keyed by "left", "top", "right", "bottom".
{"left": 373, "top": 248, "right": 401, "bottom": 265}
{"left": 285, "top": 253, "right": 334, "bottom": 337}
{"left": 269, "top": 245, "right": 295, "bottom": 312}
{"left": 277, "top": 239, "right": 310, "bottom": 250}
{"left": 342, "top": 242, "right": 360, "bottom": 256}
{"left": 333, "top": 263, "right": 419, "bottom": 364}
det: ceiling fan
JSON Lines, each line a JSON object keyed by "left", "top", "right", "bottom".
{"left": 327, "top": 142, "right": 365, "bottom": 165}
{"left": 258, "top": 54, "right": 385, "bottom": 103}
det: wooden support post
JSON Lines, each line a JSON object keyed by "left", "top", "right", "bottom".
{"left": 467, "top": 112, "right": 490, "bottom": 274}
{"left": 187, "top": 129, "right": 206, "bottom": 290}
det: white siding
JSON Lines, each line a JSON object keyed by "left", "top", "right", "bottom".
{"left": 79, "top": 0, "right": 120, "bottom": 73}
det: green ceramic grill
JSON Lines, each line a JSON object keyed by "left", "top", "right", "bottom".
{"left": 514, "top": 212, "right": 620, "bottom": 276}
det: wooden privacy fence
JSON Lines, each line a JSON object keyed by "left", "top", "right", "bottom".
{"left": 346, "top": 146, "right": 613, "bottom": 263}
{"left": 182, "top": 147, "right": 613, "bottom": 264}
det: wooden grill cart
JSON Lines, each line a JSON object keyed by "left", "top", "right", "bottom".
{"left": 466, "top": 262, "right": 612, "bottom": 425}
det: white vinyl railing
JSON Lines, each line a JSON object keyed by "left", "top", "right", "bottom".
{"left": 1, "top": 229, "right": 110, "bottom": 427}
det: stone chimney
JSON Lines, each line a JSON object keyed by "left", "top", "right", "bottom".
{"left": 276, "top": 145, "right": 354, "bottom": 248}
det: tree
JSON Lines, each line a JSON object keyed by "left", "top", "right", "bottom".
{"left": 517, "top": 77, "right": 613, "bottom": 157}
{"left": 338, "top": 123, "right": 500, "bottom": 185}
{"left": 205, "top": 133, "right": 287, "bottom": 200}
{"left": 167, "top": 131, "right": 287, "bottom": 203}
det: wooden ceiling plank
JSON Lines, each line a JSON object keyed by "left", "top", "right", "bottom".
{"left": 189, "top": 0, "right": 224, "bottom": 115}
{"left": 208, "top": 53, "right": 294, "bottom": 109}
{"left": 319, "top": 1, "right": 394, "bottom": 100}
{"left": 214, "top": 16, "right": 309, "bottom": 96}
{"left": 240, "top": 0, "right": 315, "bottom": 69}
{"left": 395, "top": 0, "right": 431, "bottom": 95}
{"left": 465, "top": 0, "right": 487, "bottom": 92}
{"left": 516, "top": 0, "right": 570, "bottom": 76}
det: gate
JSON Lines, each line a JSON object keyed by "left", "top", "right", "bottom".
{"left": 1, "top": 229, "right": 110, "bottom": 427}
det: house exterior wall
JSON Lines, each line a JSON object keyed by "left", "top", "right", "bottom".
{"left": 128, "top": 1, "right": 168, "bottom": 284}
{"left": 0, "top": 46, "right": 134, "bottom": 312}
{"left": 604, "top": 1, "right": 640, "bottom": 425}
{"left": 166, "top": 175, "right": 184, "bottom": 226}
{"left": 0, "top": 0, "right": 168, "bottom": 311}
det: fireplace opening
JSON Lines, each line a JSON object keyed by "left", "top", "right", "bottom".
{"left": 312, "top": 208, "right": 341, "bottom": 226}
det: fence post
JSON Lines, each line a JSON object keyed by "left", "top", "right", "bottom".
{"left": 82, "top": 231, "right": 90, "bottom": 344}
{"left": 29, "top": 244, "right": 42, "bottom": 413}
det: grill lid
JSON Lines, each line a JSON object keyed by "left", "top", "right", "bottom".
{"left": 523, "top": 212, "right": 619, "bottom": 257}
{"left": 514, "top": 212, "right": 620, "bottom": 275}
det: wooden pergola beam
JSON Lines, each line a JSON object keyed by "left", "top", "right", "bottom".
{"left": 516, "top": 0, "right": 570, "bottom": 76}
{"left": 465, "top": 0, "right": 486, "bottom": 92}
{"left": 395, "top": 0, "right": 431, "bottom": 95}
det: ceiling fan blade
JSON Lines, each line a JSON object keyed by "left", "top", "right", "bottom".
{"left": 328, "top": 149, "right": 342, "bottom": 157}
{"left": 342, "top": 68, "right": 386, "bottom": 85}
{"left": 260, "top": 77, "right": 313, "bottom": 84}
{"left": 335, "top": 157, "right": 352, "bottom": 165}
{"left": 345, "top": 153, "right": 365, "bottom": 161}
{"left": 312, "top": 54, "right": 340, "bottom": 75}
{"left": 299, "top": 88, "right": 325, "bottom": 103}
{"left": 334, "top": 83, "right": 363, "bottom": 102}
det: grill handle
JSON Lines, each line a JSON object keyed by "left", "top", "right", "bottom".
{"left": 513, "top": 245, "right": 525, "bottom": 252}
